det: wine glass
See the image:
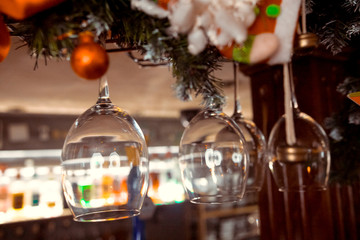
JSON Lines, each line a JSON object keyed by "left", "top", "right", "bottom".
{"left": 231, "top": 62, "right": 267, "bottom": 192}
{"left": 61, "top": 76, "right": 149, "bottom": 222}
{"left": 178, "top": 103, "right": 249, "bottom": 204}
{"left": 268, "top": 63, "right": 330, "bottom": 192}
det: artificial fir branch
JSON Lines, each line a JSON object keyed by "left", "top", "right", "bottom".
{"left": 170, "top": 43, "right": 224, "bottom": 108}
{"left": 320, "top": 20, "right": 350, "bottom": 54}
{"left": 307, "top": 0, "right": 360, "bottom": 54}
{"left": 5, "top": 0, "right": 360, "bottom": 107}
{"left": 325, "top": 77, "right": 360, "bottom": 184}
{"left": 343, "top": 0, "right": 360, "bottom": 12}
{"left": 4, "top": 0, "right": 226, "bottom": 107}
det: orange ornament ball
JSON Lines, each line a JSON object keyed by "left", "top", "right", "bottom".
{"left": 0, "top": 0, "right": 66, "bottom": 20}
{"left": 70, "top": 32, "right": 109, "bottom": 80}
{"left": 0, "top": 0, "right": 64, "bottom": 20}
{"left": 0, "top": 15, "right": 10, "bottom": 62}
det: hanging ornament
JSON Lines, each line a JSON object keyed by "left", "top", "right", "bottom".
{"left": 0, "top": 15, "right": 10, "bottom": 62}
{"left": 219, "top": 33, "right": 279, "bottom": 64}
{"left": 0, "top": 0, "right": 65, "bottom": 20}
{"left": 70, "top": 32, "right": 109, "bottom": 80}
{"left": 219, "top": 0, "right": 301, "bottom": 65}
{"left": 131, "top": 0, "right": 259, "bottom": 55}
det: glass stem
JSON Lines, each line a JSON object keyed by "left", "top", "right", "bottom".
{"left": 288, "top": 62, "right": 299, "bottom": 111}
{"left": 233, "top": 62, "right": 243, "bottom": 118}
{"left": 283, "top": 62, "right": 297, "bottom": 145}
{"left": 97, "top": 76, "right": 111, "bottom": 104}
{"left": 96, "top": 32, "right": 111, "bottom": 105}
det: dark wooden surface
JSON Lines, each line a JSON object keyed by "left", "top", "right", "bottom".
{"left": 0, "top": 202, "right": 191, "bottom": 240}
{"left": 245, "top": 49, "right": 360, "bottom": 240}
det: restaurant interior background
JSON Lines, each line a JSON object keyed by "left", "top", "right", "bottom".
{"left": 0, "top": 1, "right": 360, "bottom": 240}
{"left": 0, "top": 37, "right": 259, "bottom": 240}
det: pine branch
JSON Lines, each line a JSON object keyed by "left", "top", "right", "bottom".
{"left": 307, "top": 0, "right": 360, "bottom": 54}
{"left": 5, "top": 0, "right": 226, "bottom": 107}
{"left": 343, "top": 0, "right": 360, "bottom": 12}
{"left": 320, "top": 20, "right": 350, "bottom": 54}
{"left": 325, "top": 76, "right": 360, "bottom": 184}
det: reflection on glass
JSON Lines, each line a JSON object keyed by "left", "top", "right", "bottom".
{"left": 61, "top": 76, "right": 149, "bottom": 222}
{"left": 179, "top": 108, "right": 249, "bottom": 204}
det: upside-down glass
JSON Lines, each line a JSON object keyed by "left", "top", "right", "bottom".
{"left": 268, "top": 63, "right": 330, "bottom": 192}
{"left": 179, "top": 107, "right": 249, "bottom": 204}
{"left": 61, "top": 76, "right": 149, "bottom": 222}
{"left": 231, "top": 63, "right": 267, "bottom": 192}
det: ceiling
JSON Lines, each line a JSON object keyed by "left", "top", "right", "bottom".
{"left": 0, "top": 37, "right": 253, "bottom": 119}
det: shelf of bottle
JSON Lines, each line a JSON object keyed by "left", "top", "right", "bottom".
{"left": 0, "top": 208, "right": 72, "bottom": 225}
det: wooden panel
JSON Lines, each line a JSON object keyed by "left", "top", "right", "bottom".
{"left": 245, "top": 49, "right": 359, "bottom": 240}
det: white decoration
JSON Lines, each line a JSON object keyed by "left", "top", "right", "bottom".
{"left": 212, "top": 7, "right": 248, "bottom": 46}
{"left": 131, "top": 0, "right": 259, "bottom": 54}
{"left": 168, "top": 0, "right": 196, "bottom": 34}
{"left": 188, "top": 27, "right": 208, "bottom": 55}
{"left": 131, "top": 0, "right": 169, "bottom": 18}
{"left": 268, "top": 0, "right": 302, "bottom": 64}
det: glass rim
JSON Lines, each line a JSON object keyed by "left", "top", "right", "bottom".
{"left": 189, "top": 194, "right": 245, "bottom": 205}
{"left": 73, "top": 209, "right": 140, "bottom": 222}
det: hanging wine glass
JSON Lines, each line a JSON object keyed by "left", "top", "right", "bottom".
{"left": 178, "top": 101, "right": 249, "bottom": 204}
{"left": 268, "top": 63, "right": 330, "bottom": 192}
{"left": 231, "top": 62, "right": 267, "bottom": 192}
{"left": 61, "top": 76, "right": 149, "bottom": 222}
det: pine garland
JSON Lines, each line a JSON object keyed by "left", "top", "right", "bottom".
{"left": 5, "top": 0, "right": 225, "bottom": 108}
{"left": 5, "top": 0, "right": 360, "bottom": 107}
{"left": 307, "top": 0, "right": 360, "bottom": 54}
{"left": 4, "top": 0, "right": 360, "bottom": 110}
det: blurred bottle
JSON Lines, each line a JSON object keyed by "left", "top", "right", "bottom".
{"left": 109, "top": 151, "right": 123, "bottom": 205}
{"left": 112, "top": 173, "right": 121, "bottom": 205}
{"left": 77, "top": 170, "right": 92, "bottom": 208}
{"left": 90, "top": 173, "right": 103, "bottom": 207}
{"left": 70, "top": 170, "right": 81, "bottom": 205}
{"left": 22, "top": 159, "right": 42, "bottom": 219}
{"left": 148, "top": 172, "right": 161, "bottom": 204}
{"left": 102, "top": 172, "right": 114, "bottom": 203}
{"left": 158, "top": 171, "right": 185, "bottom": 204}
{"left": 0, "top": 166, "right": 9, "bottom": 222}
{"left": 89, "top": 152, "right": 104, "bottom": 207}
{"left": 40, "top": 167, "right": 63, "bottom": 218}
{"left": 8, "top": 168, "right": 26, "bottom": 220}
{"left": 148, "top": 154, "right": 162, "bottom": 205}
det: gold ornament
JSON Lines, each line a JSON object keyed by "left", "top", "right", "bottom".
{"left": 0, "top": 15, "right": 10, "bottom": 62}
{"left": 70, "top": 32, "right": 109, "bottom": 80}
{"left": 294, "top": 32, "right": 319, "bottom": 55}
